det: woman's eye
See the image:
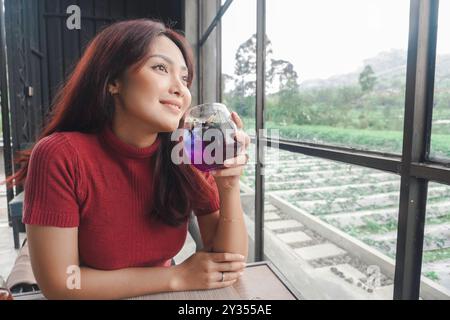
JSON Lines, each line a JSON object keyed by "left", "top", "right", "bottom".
{"left": 182, "top": 76, "right": 189, "bottom": 83}
{"left": 153, "top": 64, "right": 168, "bottom": 72}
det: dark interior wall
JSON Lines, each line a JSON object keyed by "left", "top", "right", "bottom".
{"left": 3, "top": 0, "right": 183, "bottom": 196}
{"left": 4, "top": 0, "right": 183, "bottom": 144}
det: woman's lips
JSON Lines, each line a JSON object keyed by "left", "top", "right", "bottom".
{"left": 160, "top": 101, "right": 181, "bottom": 114}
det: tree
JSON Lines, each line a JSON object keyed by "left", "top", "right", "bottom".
{"left": 228, "top": 34, "right": 300, "bottom": 117}
{"left": 233, "top": 34, "right": 299, "bottom": 96}
{"left": 268, "top": 58, "right": 299, "bottom": 92}
{"left": 234, "top": 34, "right": 273, "bottom": 96}
{"left": 359, "top": 65, "right": 377, "bottom": 92}
{"left": 221, "top": 73, "right": 234, "bottom": 95}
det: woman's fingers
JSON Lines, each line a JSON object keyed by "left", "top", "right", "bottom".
{"left": 223, "top": 153, "right": 249, "bottom": 168}
{"left": 231, "top": 111, "right": 244, "bottom": 129}
{"left": 203, "top": 253, "right": 246, "bottom": 289}
{"left": 211, "top": 165, "right": 245, "bottom": 177}
{"left": 207, "top": 271, "right": 244, "bottom": 289}
{"left": 233, "top": 130, "right": 251, "bottom": 150}
{"left": 217, "top": 271, "right": 243, "bottom": 282}
{"left": 229, "top": 111, "right": 251, "bottom": 156}
{"left": 214, "top": 261, "right": 246, "bottom": 273}
{"left": 210, "top": 279, "right": 238, "bottom": 289}
{"left": 210, "top": 252, "right": 246, "bottom": 263}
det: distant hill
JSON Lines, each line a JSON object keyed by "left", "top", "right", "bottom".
{"left": 300, "top": 49, "right": 450, "bottom": 91}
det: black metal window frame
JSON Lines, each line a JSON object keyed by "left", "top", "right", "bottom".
{"left": 200, "top": 0, "right": 443, "bottom": 300}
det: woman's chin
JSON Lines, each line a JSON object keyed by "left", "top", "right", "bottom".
{"left": 158, "top": 121, "right": 180, "bottom": 133}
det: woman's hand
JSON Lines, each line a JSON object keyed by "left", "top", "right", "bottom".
{"left": 211, "top": 111, "right": 250, "bottom": 190}
{"left": 171, "top": 251, "right": 246, "bottom": 291}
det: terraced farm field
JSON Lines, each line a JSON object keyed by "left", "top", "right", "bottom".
{"left": 240, "top": 144, "right": 450, "bottom": 299}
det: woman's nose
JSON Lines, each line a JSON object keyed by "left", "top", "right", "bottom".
{"left": 169, "top": 78, "right": 185, "bottom": 97}
{"left": 170, "top": 88, "right": 182, "bottom": 97}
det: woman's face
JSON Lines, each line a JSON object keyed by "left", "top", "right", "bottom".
{"left": 110, "top": 35, "right": 192, "bottom": 133}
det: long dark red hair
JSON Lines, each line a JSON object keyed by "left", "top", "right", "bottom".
{"left": 2, "top": 19, "right": 216, "bottom": 227}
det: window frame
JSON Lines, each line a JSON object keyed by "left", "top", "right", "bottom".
{"left": 198, "top": 0, "right": 444, "bottom": 300}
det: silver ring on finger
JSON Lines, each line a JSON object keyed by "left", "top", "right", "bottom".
{"left": 221, "top": 272, "right": 225, "bottom": 282}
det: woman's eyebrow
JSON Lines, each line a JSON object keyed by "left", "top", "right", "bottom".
{"left": 148, "top": 54, "right": 188, "bottom": 71}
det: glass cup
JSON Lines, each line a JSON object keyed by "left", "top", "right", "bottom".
{"left": 182, "top": 103, "right": 243, "bottom": 172}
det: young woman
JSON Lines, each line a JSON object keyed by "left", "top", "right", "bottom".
{"left": 3, "top": 19, "right": 250, "bottom": 299}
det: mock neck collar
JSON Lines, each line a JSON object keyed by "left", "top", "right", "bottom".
{"left": 99, "top": 125, "right": 161, "bottom": 159}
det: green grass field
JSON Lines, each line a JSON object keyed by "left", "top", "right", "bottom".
{"left": 242, "top": 117, "right": 450, "bottom": 158}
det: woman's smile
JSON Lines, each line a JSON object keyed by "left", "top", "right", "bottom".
{"left": 160, "top": 100, "right": 182, "bottom": 114}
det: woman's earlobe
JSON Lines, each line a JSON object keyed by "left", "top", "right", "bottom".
{"left": 108, "top": 85, "right": 119, "bottom": 95}
{"left": 108, "top": 79, "right": 121, "bottom": 95}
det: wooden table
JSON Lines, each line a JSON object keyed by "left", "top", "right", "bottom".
{"left": 12, "top": 261, "right": 301, "bottom": 300}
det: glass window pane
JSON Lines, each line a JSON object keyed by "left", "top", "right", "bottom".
{"left": 430, "top": 1, "right": 450, "bottom": 160}
{"left": 262, "top": 0, "right": 409, "bottom": 154}
{"left": 242, "top": 146, "right": 400, "bottom": 299}
{"left": 420, "top": 182, "right": 450, "bottom": 299}
{"left": 221, "top": 0, "right": 258, "bottom": 262}
{"left": 221, "top": 0, "right": 256, "bottom": 126}
{"left": 201, "top": 1, "right": 221, "bottom": 36}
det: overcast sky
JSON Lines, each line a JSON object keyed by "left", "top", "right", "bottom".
{"left": 221, "top": 0, "right": 450, "bottom": 83}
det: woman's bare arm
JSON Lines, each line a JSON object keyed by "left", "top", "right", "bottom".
{"left": 26, "top": 224, "right": 177, "bottom": 300}
{"left": 211, "top": 185, "right": 248, "bottom": 260}
{"left": 197, "top": 185, "right": 248, "bottom": 261}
